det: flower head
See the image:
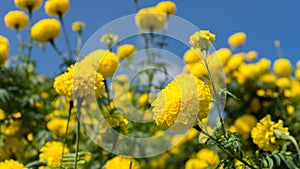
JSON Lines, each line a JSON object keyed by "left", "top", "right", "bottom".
{"left": 105, "top": 156, "right": 140, "bottom": 169}
{"left": 273, "top": 58, "right": 293, "bottom": 77}
{"left": 185, "top": 148, "right": 219, "bottom": 169}
{"left": 234, "top": 114, "right": 257, "bottom": 139}
{"left": 45, "top": 0, "right": 70, "bottom": 17}
{"left": 183, "top": 48, "right": 203, "bottom": 64}
{"left": 72, "top": 21, "right": 85, "bottom": 33}
{"left": 0, "top": 44, "right": 9, "bottom": 66}
{"left": 117, "top": 44, "right": 136, "bottom": 59}
{"left": 81, "top": 50, "right": 119, "bottom": 78}
{"left": 215, "top": 48, "right": 231, "bottom": 66}
{"left": 14, "top": 0, "right": 42, "bottom": 11}
{"left": 251, "top": 115, "right": 289, "bottom": 151}
{"left": 156, "top": 1, "right": 177, "bottom": 15}
{"left": 135, "top": 7, "right": 167, "bottom": 32}
{"left": 0, "top": 159, "right": 27, "bottom": 169}
{"left": 189, "top": 30, "right": 215, "bottom": 51}
{"left": 47, "top": 117, "right": 73, "bottom": 136}
{"left": 31, "top": 19, "right": 61, "bottom": 43}
{"left": 39, "top": 141, "right": 69, "bottom": 167}
{"left": 53, "top": 63, "right": 105, "bottom": 100}
{"left": 228, "top": 32, "right": 247, "bottom": 47}
{"left": 152, "top": 74, "right": 212, "bottom": 130}
{"left": 4, "top": 11, "right": 28, "bottom": 30}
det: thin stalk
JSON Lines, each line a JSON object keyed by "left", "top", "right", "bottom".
{"left": 59, "top": 16, "right": 71, "bottom": 54}
{"left": 74, "top": 118, "right": 80, "bottom": 169}
{"left": 74, "top": 99, "right": 83, "bottom": 169}
{"left": 104, "top": 79, "right": 110, "bottom": 102}
{"left": 133, "top": 0, "right": 139, "bottom": 12}
{"left": 202, "top": 49, "right": 226, "bottom": 137}
{"left": 16, "top": 30, "right": 24, "bottom": 55}
{"left": 27, "top": 10, "right": 33, "bottom": 69}
{"left": 50, "top": 40, "right": 63, "bottom": 56}
{"left": 75, "top": 32, "right": 82, "bottom": 58}
{"left": 60, "top": 100, "right": 73, "bottom": 169}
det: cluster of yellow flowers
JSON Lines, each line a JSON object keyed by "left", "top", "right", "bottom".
{"left": 39, "top": 141, "right": 69, "bottom": 167}
{"left": 105, "top": 156, "right": 140, "bottom": 169}
{"left": 135, "top": 1, "right": 176, "bottom": 31}
{"left": 251, "top": 115, "right": 289, "bottom": 151}
{"left": 185, "top": 148, "right": 220, "bottom": 169}
{"left": 0, "top": 159, "right": 27, "bottom": 169}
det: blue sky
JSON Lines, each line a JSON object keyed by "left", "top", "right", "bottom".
{"left": 1, "top": 0, "right": 300, "bottom": 77}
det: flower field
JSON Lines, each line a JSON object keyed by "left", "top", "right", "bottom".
{"left": 0, "top": 0, "right": 300, "bottom": 169}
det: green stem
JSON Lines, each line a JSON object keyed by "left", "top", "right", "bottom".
{"left": 60, "top": 100, "right": 73, "bottom": 169}
{"left": 75, "top": 32, "right": 82, "bottom": 57}
{"left": 104, "top": 79, "right": 111, "bottom": 102}
{"left": 202, "top": 49, "right": 226, "bottom": 137}
{"left": 59, "top": 16, "right": 71, "bottom": 54}
{"left": 74, "top": 99, "right": 83, "bottom": 169}
{"left": 133, "top": 0, "right": 139, "bottom": 12}
{"left": 74, "top": 118, "right": 80, "bottom": 169}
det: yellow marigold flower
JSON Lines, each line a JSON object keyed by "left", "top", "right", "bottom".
{"left": 5, "top": 119, "right": 22, "bottom": 136}
{"left": 215, "top": 48, "right": 231, "bottom": 66}
{"left": 185, "top": 158, "right": 208, "bottom": 169}
{"left": 4, "top": 11, "right": 28, "bottom": 30}
{"left": 0, "top": 109, "right": 6, "bottom": 120}
{"left": 152, "top": 74, "right": 212, "bottom": 130}
{"left": 259, "top": 73, "right": 277, "bottom": 84}
{"left": 117, "top": 44, "right": 136, "bottom": 59}
{"left": 276, "top": 77, "right": 290, "bottom": 88}
{"left": 53, "top": 63, "right": 105, "bottom": 100}
{"left": 297, "top": 60, "right": 300, "bottom": 69}
{"left": 45, "top": 0, "right": 70, "bottom": 17}
{"left": 196, "top": 148, "right": 220, "bottom": 167}
{"left": 81, "top": 49, "right": 119, "bottom": 78}
{"left": 246, "top": 50, "right": 258, "bottom": 61}
{"left": 273, "top": 58, "right": 293, "bottom": 77}
{"left": 105, "top": 156, "right": 140, "bottom": 169}
{"left": 234, "top": 114, "right": 257, "bottom": 139}
{"left": 47, "top": 118, "right": 72, "bottom": 135}
{"left": 72, "top": 21, "right": 85, "bottom": 32}
{"left": 256, "top": 58, "right": 271, "bottom": 71}
{"left": 0, "top": 45, "right": 9, "bottom": 66}
{"left": 251, "top": 115, "right": 289, "bottom": 152}
{"left": 0, "top": 159, "right": 27, "bottom": 169}
{"left": 228, "top": 32, "right": 247, "bottom": 47}
{"left": 295, "top": 69, "right": 300, "bottom": 80}
{"left": 189, "top": 30, "right": 215, "bottom": 51}
{"left": 138, "top": 93, "right": 149, "bottom": 107}
{"left": 186, "top": 62, "right": 208, "bottom": 79}
{"left": 0, "top": 35, "right": 9, "bottom": 48}
{"left": 183, "top": 48, "right": 202, "bottom": 64}
{"left": 0, "top": 35, "right": 9, "bottom": 66}
{"left": 156, "top": 1, "right": 177, "bottom": 15}
{"left": 14, "top": 0, "right": 42, "bottom": 11}
{"left": 226, "top": 53, "right": 245, "bottom": 71}
{"left": 31, "top": 19, "right": 61, "bottom": 43}
{"left": 39, "top": 141, "right": 69, "bottom": 167}
{"left": 135, "top": 7, "right": 167, "bottom": 31}
{"left": 105, "top": 114, "right": 129, "bottom": 133}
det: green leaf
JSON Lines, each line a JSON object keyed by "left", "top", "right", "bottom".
{"left": 273, "top": 154, "right": 281, "bottom": 166}
{"left": 278, "top": 153, "right": 299, "bottom": 169}
{"left": 266, "top": 156, "right": 274, "bottom": 168}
